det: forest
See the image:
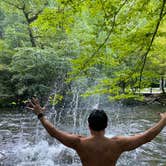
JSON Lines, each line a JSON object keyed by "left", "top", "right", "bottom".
{"left": 0, "top": 0, "right": 166, "bottom": 107}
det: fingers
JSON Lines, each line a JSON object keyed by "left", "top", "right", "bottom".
{"left": 157, "top": 112, "right": 166, "bottom": 119}
{"left": 26, "top": 99, "right": 34, "bottom": 107}
{"left": 157, "top": 112, "right": 162, "bottom": 119}
{"left": 26, "top": 107, "right": 34, "bottom": 111}
{"left": 28, "top": 97, "right": 39, "bottom": 107}
{"left": 32, "top": 97, "right": 39, "bottom": 105}
{"left": 26, "top": 97, "right": 42, "bottom": 114}
{"left": 29, "top": 101, "right": 35, "bottom": 107}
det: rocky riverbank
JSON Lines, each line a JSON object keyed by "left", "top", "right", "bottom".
{"left": 144, "top": 93, "right": 166, "bottom": 105}
{"left": 118, "top": 93, "right": 166, "bottom": 106}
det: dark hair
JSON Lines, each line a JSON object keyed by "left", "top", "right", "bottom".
{"left": 88, "top": 109, "right": 108, "bottom": 131}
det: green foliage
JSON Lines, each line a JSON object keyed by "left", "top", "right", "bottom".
{"left": 9, "top": 47, "right": 69, "bottom": 100}
{"left": 1, "top": 0, "right": 166, "bottom": 107}
{"left": 49, "top": 94, "right": 63, "bottom": 106}
{"left": 66, "top": 0, "right": 166, "bottom": 100}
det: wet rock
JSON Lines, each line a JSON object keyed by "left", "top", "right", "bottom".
{"left": 144, "top": 94, "right": 166, "bottom": 105}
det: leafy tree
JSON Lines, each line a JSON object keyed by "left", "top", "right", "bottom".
{"left": 2, "top": 0, "right": 48, "bottom": 47}
{"left": 9, "top": 47, "right": 70, "bottom": 104}
{"left": 1, "top": 0, "right": 166, "bottom": 107}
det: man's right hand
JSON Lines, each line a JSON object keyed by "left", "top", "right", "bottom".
{"left": 159, "top": 112, "right": 166, "bottom": 125}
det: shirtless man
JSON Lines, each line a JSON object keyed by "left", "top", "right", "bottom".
{"left": 27, "top": 98, "right": 166, "bottom": 166}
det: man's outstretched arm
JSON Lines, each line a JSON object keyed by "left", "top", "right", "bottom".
{"left": 39, "top": 116, "right": 80, "bottom": 149}
{"left": 116, "top": 112, "right": 166, "bottom": 151}
{"left": 27, "top": 98, "right": 81, "bottom": 149}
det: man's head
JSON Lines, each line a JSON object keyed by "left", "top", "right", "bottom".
{"left": 88, "top": 109, "right": 108, "bottom": 131}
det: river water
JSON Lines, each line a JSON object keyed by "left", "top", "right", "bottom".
{"left": 0, "top": 103, "right": 166, "bottom": 166}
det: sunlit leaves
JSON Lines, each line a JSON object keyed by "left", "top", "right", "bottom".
{"left": 1, "top": 0, "right": 166, "bottom": 104}
{"left": 66, "top": 0, "right": 166, "bottom": 99}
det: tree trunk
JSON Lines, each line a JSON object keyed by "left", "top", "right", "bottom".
{"left": 23, "top": 10, "right": 36, "bottom": 47}
{"left": 27, "top": 26, "right": 36, "bottom": 47}
{"left": 160, "top": 76, "right": 165, "bottom": 93}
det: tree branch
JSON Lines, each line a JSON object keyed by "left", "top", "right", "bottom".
{"left": 138, "top": 0, "right": 166, "bottom": 90}
{"left": 79, "top": 0, "right": 128, "bottom": 73}
{"left": 31, "top": 1, "right": 48, "bottom": 21}
{"left": 4, "top": 0, "right": 48, "bottom": 47}
{"left": 28, "top": 10, "right": 44, "bottom": 23}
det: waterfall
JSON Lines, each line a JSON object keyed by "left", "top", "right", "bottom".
{"left": 70, "top": 87, "right": 79, "bottom": 132}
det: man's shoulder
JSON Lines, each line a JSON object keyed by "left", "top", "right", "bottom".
{"left": 75, "top": 135, "right": 89, "bottom": 143}
{"left": 108, "top": 136, "right": 126, "bottom": 145}
{"left": 109, "top": 136, "right": 121, "bottom": 141}
{"left": 76, "top": 134, "right": 87, "bottom": 139}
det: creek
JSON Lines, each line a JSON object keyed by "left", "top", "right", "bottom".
{"left": 0, "top": 96, "right": 166, "bottom": 166}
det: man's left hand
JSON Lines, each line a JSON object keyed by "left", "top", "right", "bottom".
{"left": 26, "top": 97, "right": 45, "bottom": 115}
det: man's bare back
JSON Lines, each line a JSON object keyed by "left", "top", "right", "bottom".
{"left": 76, "top": 136, "right": 122, "bottom": 166}
{"left": 27, "top": 98, "right": 166, "bottom": 166}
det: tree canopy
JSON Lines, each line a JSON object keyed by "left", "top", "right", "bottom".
{"left": 0, "top": 0, "right": 166, "bottom": 106}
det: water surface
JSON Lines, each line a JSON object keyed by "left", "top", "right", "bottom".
{"left": 0, "top": 104, "right": 166, "bottom": 166}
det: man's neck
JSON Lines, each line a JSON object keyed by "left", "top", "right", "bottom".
{"left": 90, "top": 129, "right": 105, "bottom": 138}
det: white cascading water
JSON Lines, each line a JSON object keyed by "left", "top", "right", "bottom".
{"left": 11, "top": 80, "right": 92, "bottom": 166}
